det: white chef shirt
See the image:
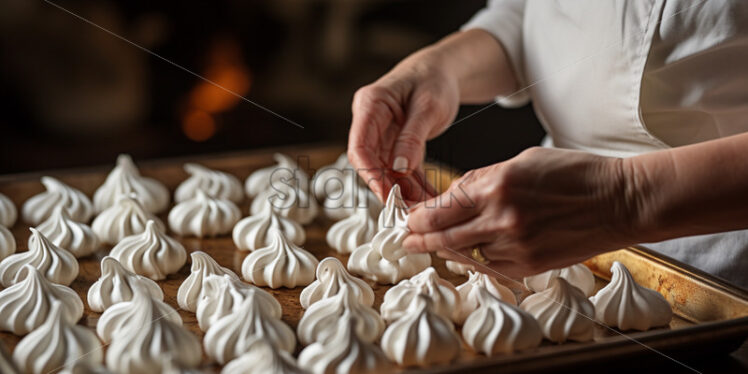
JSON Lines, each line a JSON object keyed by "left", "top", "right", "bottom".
{"left": 463, "top": 0, "right": 748, "bottom": 288}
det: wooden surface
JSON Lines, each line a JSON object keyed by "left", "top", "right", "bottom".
{"left": 1, "top": 144, "right": 747, "bottom": 373}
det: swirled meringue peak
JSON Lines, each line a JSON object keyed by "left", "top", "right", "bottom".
{"left": 169, "top": 189, "right": 240, "bottom": 237}
{"left": 59, "top": 362, "right": 112, "bottom": 374}
{"left": 176, "top": 163, "right": 243, "bottom": 203}
{"left": 322, "top": 171, "right": 382, "bottom": 221}
{"left": 589, "top": 261, "right": 672, "bottom": 331}
{"left": 297, "top": 287, "right": 384, "bottom": 346}
{"left": 242, "top": 229, "right": 318, "bottom": 288}
{"left": 13, "top": 302, "right": 102, "bottom": 374}
{"left": 87, "top": 256, "right": 164, "bottom": 312}
{"left": 520, "top": 277, "right": 596, "bottom": 343}
{"left": 104, "top": 293, "right": 200, "bottom": 374}
{"left": 524, "top": 263, "right": 596, "bottom": 297}
{"left": 22, "top": 176, "right": 94, "bottom": 225}
{"left": 298, "top": 316, "right": 392, "bottom": 374}
{"left": 245, "top": 153, "right": 310, "bottom": 198}
{"left": 250, "top": 182, "right": 318, "bottom": 225}
{"left": 221, "top": 338, "right": 307, "bottom": 374}
{"left": 0, "top": 192, "right": 17, "bottom": 227}
{"left": 0, "top": 265, "right": 83, "bottom": 335}
{"left": 197, "top": 274, "right": 281, "bottom": 331}
{"left": 456, "top": 270, "right": 517, "bottom": 324}
{"left": 109, "top": 220, "right": 186, "bottom": 280}
{"left": 92, "top": 193, "right": 165, "bottom": 245}
{"left": 348, "top": 226, "right": 431, "bottom": 285}
{"left": 97, "top": 289, "right": 181, "bottom": 344}
{"left": 381, "top": 267, "right": 460, "bottom": 323}
{"left": 446, "top": 260, "right": 474, "bottom": 275}
{"left": 300, "top": 257, "right": 374, "bottom": 309}
{"left": 326, "top": 206, "right": 377, "bottom": 254}
{"left": 311, "top": 152, "right": 351, "bottom": 200}
{"left": 204, "top": 296, "right": 296, "bottom": 364}
{"left": 36, "top": 206, "right": 99, "bottom": 258}
{"left": 177, "top": 251, "right": 239, "bottom": 312}
{"left": 0, "top": 225, "right": 16, "bottom": 261}
{"left": 93, "top": 154, "right": 170, "bottom": 214}
{"left": 381, "top": 294, "right": 461, "bottom": 367}
{"left": 463, "top": 288, "right": 542, "bottom": 355}
{"left": 233, "top": 201, "right": 305, "bottom": 251}
{"left": 0, "top": 228, "right": 79, "bottom": 286}
{"left": 378, "top": 184, "right": 408, "bottom": 230}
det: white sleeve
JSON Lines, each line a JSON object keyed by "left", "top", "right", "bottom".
{"left": 461, "top": 0, "right": 529, "bottom": 107}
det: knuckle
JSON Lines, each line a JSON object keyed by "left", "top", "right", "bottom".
{"left": 397, "top": 130, "right": 424, "bottom": 149}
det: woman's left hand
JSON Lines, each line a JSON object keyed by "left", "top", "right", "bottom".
{"left": 402, "top": 147, "right": 639, "bottom": 279}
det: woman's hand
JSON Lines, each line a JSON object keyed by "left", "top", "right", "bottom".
{"left": 402, "top": 147, "right": 637, "bottom": 279}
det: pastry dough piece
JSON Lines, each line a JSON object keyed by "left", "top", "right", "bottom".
{"left": 97, "top": 289, "right": 181, "bottom": 343}
{"left": 13, "top": 302, "right": 102, "bottom": 374}
{"left": 92, "top": 194, "right": 165, "bottom": 245}
{"left": 168, "top": 189, "right": 241, "bottom": 237}
{"left": 589, "top": 261, "right": 672, "bottom": 331}
{"left": 242, "top": 229, "right": 318, "bottom": 289}
{"left": 109, "top": 220, "right": 187, "bottom": 280}
{"left": 175, "top": 163, "right": 243, "bottom": 203}
{"left": 87, "top": 256, "right": 164, "bottom": 312}
{"left": 381, "top": 267, "right": 460, "bottom": 323}
{"left": 196, "top": 274, "right": 282, "bottom": 331}
{"left": 298, "top": 317, "right": 392, "bottom": 374}
{"left": 250, "top": 182, "right": 318, "bottom": 225}
{"left": 456, "top": 270, "right": 517, "bottom": 324}
{"left": 36, "top": 206, "right": 99, "bottom": 258}
{"left": 300, "top": 257, "right": 374, "bottom": 309}
{"left": 322, "top": 171, "right": 381, "bottom": 221}
{"left": 380, "top": 294, "right": 461, "bottom": 367}
{"left": 22, "top": 176, "right": 94, "bottom": 225}
{"left": 244, "top": 153, "right": 310, "bottom": 198}
{"left": 377, "top": 184, "right": 408, "bottom": 230}
{"left": 297, "top": 287, "right": 384, "bottom": 346}
{"left": 524, "top": 263, "right": 596, "bottom": 297}
{"left": 0, "top": 192, "right": 17, "bottom": 228}
{"left": 463, "top": 288, "right": 542, "bottom": 355}
{"left": 204, "top": 296, "right": 296, "bottom": 364}
{"left": 232, "top": 202, "right": 305, "bottom": 251}
{"left": 0, "top": 228, "right": 79, "bottom": 286}
{"left": 221, "top": 338, "right": 306, "bottom": 374}
{"left": 0, "top": 225, "right": 15, "bottom": 261}
{"left": 445, "top": 260, "right": 474, "bottom": 275}
{"left": 177, "top": 251, "right": 240, "bottom": 312}
{"left": 94, "top": 154, "right": 170, "bottom": 214}
{"left": 326, "top": 207, "right": 376, "bottom": 254}
{"left": 0, "top": 265, "right": 83, "bottom": 335}
{"left": 520, "top": 278, "right": 596, "bottom": 343}
{"left": 348, "top": 227, "right": 431, "bottom": 285}
{"left": 311, "top": 153, "right": 351, "bottom": 201}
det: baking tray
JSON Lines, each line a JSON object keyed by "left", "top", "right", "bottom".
{"left": 1, "top": 144, "right": 747, "bottom": 373}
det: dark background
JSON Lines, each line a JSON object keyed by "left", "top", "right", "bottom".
{"left": 0, "top": 0, "right": 545, "bottom": 174}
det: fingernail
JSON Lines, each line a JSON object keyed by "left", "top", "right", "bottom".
{"left": 393, "top": 157, "right": 408, "bottom": 173}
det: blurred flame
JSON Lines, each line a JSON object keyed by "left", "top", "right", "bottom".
{"left": 182, "top": 109, "right": 216, "bottom": 142}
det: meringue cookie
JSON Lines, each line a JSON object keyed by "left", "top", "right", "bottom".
{"left": 456, "top": 270, "right": 517, "bottom": 324}
{"left": 169, "top": 189, "right": 240, "bottom": 237}
{"left": 197, "top": 274, "right": 282, "bottom": 331}
{"left": 0, "top": 342, "right": 19, "bottom": 374}
{"left": 245, "top": 153, "right": 310, "bottom": 198}
{"left": 232, "top": 202, "right": 305, "bottom": 251}
{"left": 13, "top": 302, "right": 102, "bottom": 374}
{"left": 36, "top": 206, "right": 99, "bottom": 258}
{"left": 298, "top": 317, "right": 392, "bottom": 374}
{"left": 381, "top": 267, "right": 460, "bottom": 323}
{"left": 87, "top": 256, "right": 164, "bottom": 312}
{"left": 0, "top": 265, "right": 83, "bottom": 335}
{"left": 520, "top": 277, "right": 596, "bottom": 343}
{"left": 204, "top": 296, "right": 296, "bottom": 364}
{"left": 463, "top": 288, "right": 542, "bottom": 355}
{"left": 311, "top": 153, "right": 351, "bottom": 200}
{"left": 378, "top": 184, "right": 408, "bottom": 230}
{"left": 0, "top": 228, "right": 79, "bottom": 286}
{"left": 109, "top": 220, "right": 187, "bottom": 280}
{"left": 92, "top": 194, "right": 165, "bottom": 245}
{"left": 221, "top": 338, "right": 306, "bottom": 374}
{"left": 348, "top": 227, "right": 431, "bottom": 285}
{"left": 94, "top": 154, "right": 170, "bottom": 214}
{"left": 326, "top": 207, "right": 377, "bottom": 254}
{"left": 175, "top": 163, "right": 243, "bottom": 203}
{"left": 300, "top": 257, "right": 374, "bottom": 309}
{"left": 589, "top": 261, "right": 672, "bottom": 331}
{"left": 59, "top": 362, "right": 112, "bottom": 374}
{"left": 381, "top": 294, "right": 461, "bottom": 367}
{"left": 297, "top": 287, "right": 384, "bottom": 346}
{"left": 105, "top": 294, "right": 201, "bottom": 374}
{"left": 0, "top": 192, "right": 17, "bottom": 227}
{"left": 323, "top": 172, "right": 381, "bottom": 221}
{"left": 446, "top": 260, "right": 474, "bottom": 275}
{"left": 22, "top": 176, "right": 94, "bottom": 225}
{"left": 0, "top": 225, "right": 15, "bottom": 261}
{"left": 524, "top": 263, "right": 596, "bottom": 297}
{"left": 250, "top": 183, "right": 318, "bottom": 225}
{"left": 242, "top": 229, "right": 318, "bottom": 288}
{"left": 97, "top": 289, "right": 181, "bottom": 344}
{"left": 177, "top": 251, "right": 240, "bottom": 312}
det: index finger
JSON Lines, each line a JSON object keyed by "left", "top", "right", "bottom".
{"left": 407, "top": 186, "right": 478, "bottom": 233}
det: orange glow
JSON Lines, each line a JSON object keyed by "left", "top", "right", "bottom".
{"left": 188, "top": 39, "right": 252, "bottom": 114}
{"left": 182, "top": 109, "right": 216, "bottom": 142}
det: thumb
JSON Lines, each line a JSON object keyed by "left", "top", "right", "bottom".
{"left": 390, "top": 98, "right": 441, "bottom": 174}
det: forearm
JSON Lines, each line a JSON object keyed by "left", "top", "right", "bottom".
{"left": 625, "top": 132, "right": 748, "bottom": 242}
